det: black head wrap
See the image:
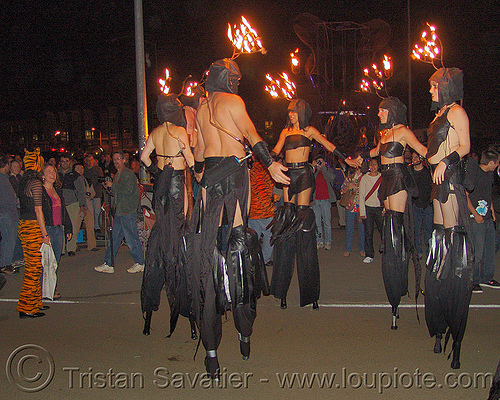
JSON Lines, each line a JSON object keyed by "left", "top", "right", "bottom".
{"left": 205, "top": 59, "right": 241, "bottom": 95}
{"left": 179, "top": 82, "right": 206, "bottom": 109}
{"left": 378, "top": 97, "right": 407, "bottom": 130}
{"left": 287, "top": 98, "right": 312, "bottom": 130}
{"left": 429, "top": 67, "right": 463, "bottom": 110}
{"left": 156, "top": 93, "right": 186, "bottom": 128}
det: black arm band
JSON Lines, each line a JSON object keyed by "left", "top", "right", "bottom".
{"left": 194, "top": 160, "right": 204, "bottom": 173}
{"left": 145, "top": 163, "right": 159, "bottom": 175}
{"left": 270, "top": 151, "right": 279, "bottom": 161}
{"left": 442, "top": 151, "right": 460, "bottom": 167}
{"left": 333, "top": 148, "right": 347, "bottom": 161}
{"left": 253, "top": 141, "right": 273, "bottom": 168}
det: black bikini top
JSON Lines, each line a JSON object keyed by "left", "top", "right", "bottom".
{"left": 426, "top": 106, "right": 452, "bottom": 160}
{"left": 284, "top": 134, "right": 312, "bottom": 151}
{"left": 380, "top": 141, "right": 404, "bottom": 158}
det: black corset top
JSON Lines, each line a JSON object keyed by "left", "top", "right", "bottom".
{"left": 284, "top": 134, "right": 312, "bottom": 151}
{"left": 380, "top": 141, "right": 404, "bottom": 158}
{"left": 426, "top": 106, "right": 452, "bottom": 160}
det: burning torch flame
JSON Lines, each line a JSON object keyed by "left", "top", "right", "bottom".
{"left": 360, "top": 55, "right": 392, "bottom": 97}
{"left": 264, "top": 72, "right": 296, "bottom": 100}
{"left": 159, "top": 69, "right": 171, "bottom": 94}
{"left": 227, "top": 16, "right": 266, "bottom": 58}
{"left": 290, "top": 48, "right": 300, "bottom": 75}
{"left": 411, "top": 22, "right": 444, "bottom": 69}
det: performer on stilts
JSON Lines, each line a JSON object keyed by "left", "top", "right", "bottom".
{"left": 140, "top": 93, "right": 196, "bottom": 339}
{"left": 187, "top": 59, "right": 289, "bottom": 380}
{"left": 268, "top": 98, "right": 355, "bottom": 310}
{"left": 354, "top": 97, "right": 427, "bottom": 329}
{"left": 424, "top": 67, "right": 472, "bottom": 369}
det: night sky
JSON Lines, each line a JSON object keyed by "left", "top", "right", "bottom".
{"left": 1, "top": 0, "right": 499, "bottom": 150}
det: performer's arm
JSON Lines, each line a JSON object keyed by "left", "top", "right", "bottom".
{"left": 271, "top": 129, "right": 287, "bottom": 156}
{"left": 403, "top": 127, "right": 427, "bottom": 158}
{"left": 178, "top": 127, "right": 195, "bottom": 168}
{"left": 140, "top": 131, "right": 156, "bottom": 167}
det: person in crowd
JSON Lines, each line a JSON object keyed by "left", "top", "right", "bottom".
{"left": 189, "top": 58, "right": 289, "bottom": 379}
{"left": 341, "top": 165, "right": 365, "bottom": 258}
{"left": 7, "top": 158, "right": 25, "bottom": 269}
{"left": 84, "top": 154, "right": 104, "bottom": 235}
{"left": 74, "top": 163, "right": 98, "bottom": 252}
{"left": 58, "top": 155, "right": 80, "bottom": 257}
{"left": 353, "top": 97, "right": 427, "bottom": 329}
{"left": 410, "top": 151, "right": 433, "bottom": 258}
{"left": 424, "top": 67, "right": 472, "bottom": 369}
{"left": 140, "top": 93, "right": 195, "bottom": 338}
{"left": 333, "top": 159, "right": 347, "bottom": 228}
{"left": 16, "top": 149, "right": 50, "bottom": 318}
{"left": 94, "top": 151, "right": 144, "bottom": 273}
{"left": 41, "top": 163, "right": 72, "bottom": 298}
{"left": 248, "top": 154, "right": 276, "bottom": 265}
{"left": 466, "top": 149, "right": 500, "bottom": 293}
{"left": 269, "top": 98, "right": 355, "bottom": 311}
{"left": 9, "top": 159, "right": 23, "bottom": 196}
{"left": 311, "top": 153, "right": 336, "bottom": 251}
{"left": 100, "top": 153, "right": 117, "bottom": 179}
{"left": 0, "top": 156, "right": 20, "bottom": 275}
{"left": 359, "top": 157, "right": 383, "bottom": 263}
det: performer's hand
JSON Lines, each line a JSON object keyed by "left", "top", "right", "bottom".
{"left": 268, "top": 162, "right": 290, "bottom": 185}
{"left": 432, "top": 161, "right": 447, "bottom": 185}
{"left": 474, "top": 214, "right": 484, "bottom": 224}
{"left": 42, "top": 235, "right": 51, "bottom": 245}
{"left": 346, "top": 156, "right": 361, "bottom": 168}
{"left": 194, "top": 172, "right": 203, "bottom": 183}
{"left": 66, "top": 233, "right": 73, "bottom": 241}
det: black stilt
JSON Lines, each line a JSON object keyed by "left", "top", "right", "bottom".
{"left": 434, "top": 333, "right": 442, "bottom": 354}
{"left": 143, "top": 311, "right": 152, "bottom": 335}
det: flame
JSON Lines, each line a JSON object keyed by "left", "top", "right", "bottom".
{"left": 411, "top": 23, "right": 443, "bottom": 68}
{"left": 227, "top": 16, "right": 266, "bottom": 56}
{"left": 360, "top": 55, "right": 392, "bottom": 95}
{"left": 183, "top": 81, "right": 198, "bottom": 97}
{"left": 159, "top": 68, "right": 171, "bottom": 94}
{"left": 264, "top": 72, "right": 296, "bottom": 100}
{"left": 290, "top": 48, "right": 300, "bottom": 74}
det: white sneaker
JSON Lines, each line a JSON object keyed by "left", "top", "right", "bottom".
{"left": 324, "top": 243, "right": 332, "bottom": 251}
{"left": 363, "top": 257, "right": 374, "bottom": 264}
{"left": 127, "top": 263, "right": 144, "bottom": 273}
{"left": 317, "top": 242, "right": 324, "bottom": 249}
{"left": 95, "top": 263, "right": 115, "bottom": 273}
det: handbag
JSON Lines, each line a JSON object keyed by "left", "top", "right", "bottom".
{"left": 339, "top": 189, "right": 355, "bottom": 207}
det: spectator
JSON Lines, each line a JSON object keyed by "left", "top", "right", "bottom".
{"left": 0, "top": 155, "right": 20, "bottom": 274}
{"left": 341, "top": 165, "right": 365, "bottom": 257}
{"left": 248, "top": 156, "right": 275, "bottom": 265}
{"left": 84, "top": 154, "right": 104, "bottom": 234}
{"left": 100, "top": 153, "right": 117, "bottom": 179}
{"left": 95, "top": 151, "right": 144, "bottom": 273}
{"left": 74, "top": 163, "right": 98, "bottom": 252}
{"left": 467, "top": 149, "right": 500, "bottom": 293}
{"left": 8, "top": 158, "right": 25, "bottom": 268}
{"left": 410, "top": 151, "right": 433, "bottom": 258}
{"left": 58, "top": 155, "right": 80, "bottom": 257}
{"left": 359, "top": 157, "right": 383, "bottom": 263}
{"left": 333, "top": 159, "right": 347, "bottom": 228}
{"left": 9, "top": 159, "right": 23, "bottom": 196}
{"left": 311, "top": 154, "right": 336, "bottom": 250}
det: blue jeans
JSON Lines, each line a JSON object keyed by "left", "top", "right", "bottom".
{"left": 471, "top": 218, "right": 496, "bottom": 284}
{"left": 313, "top": 199, "right": 332, "bottom": 244}
{"left": 104, "top": 213, "right": 144, "bottom": 265}
{"left": 0, "top": 213, "right": 18, "bottom": 267}
{"left": 248, "top": 217, "right": 273, "bottom": 263}
{"left": 413, "top": 204, "right": 433, "bottom": 255}
{"left": 345, "top": 209, "right": 365, "bottom": 252}
{"left": 91, "top": 197, "right": 101, "bottom": 229}
{"left": 46, "top": 226, "right": 64, "bottom": 264}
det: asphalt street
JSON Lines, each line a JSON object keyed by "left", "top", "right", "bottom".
{"left": 0, "top": 222, "right": 499, "bottom": 400}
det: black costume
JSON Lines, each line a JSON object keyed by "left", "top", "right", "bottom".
{"left": 269, "top": 99, "right": 320, "bottom": 309}
{"left": 424, "top": 67, "right": 473, "bottom": 370}
{"left": 377, "top": 97, "right": 419, "bottom": 329}
{"left": 185, "top": 59, "right": 270, "bottom": 380}
{"left": 140, "top": 94, "right": 196, "bottom": 339}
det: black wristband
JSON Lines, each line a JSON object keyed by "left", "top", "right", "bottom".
{"left": 333, "top": 148, "right": 347, "bottom": 161}
{"left": 194, "top": 160, "right": 204, "bottom": 173}
{"left": 145, "top": 163, "right": 159, "bottom": 175}
{"left": 360, "top": 150, "right": 371, "bottom": 160}
{"left": 442, "top": 151, "right": 460, "bottom": 167}
{"left": 253, "top": 141, "right": 273, "bottom": 168}
{"left": 270, "top": 151, "right": 279, "bottom": 161}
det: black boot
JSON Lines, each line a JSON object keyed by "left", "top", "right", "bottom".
{"left": 280, "top": 297, "right": 287, "bottom": 309}
{"left": 205, "top": 350, "right": 220, "bottom": 381}
{"left": 239, "top": 333, "right": 251, "bottom": 360}
{"left": 189, "top": 314, "right": 197, "bottom": 340}
{"left": 451, "top": 341, "right": 461, "bottom": 369}
{"left": 143, "top": 311, "right": 152, "bottom": 335}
